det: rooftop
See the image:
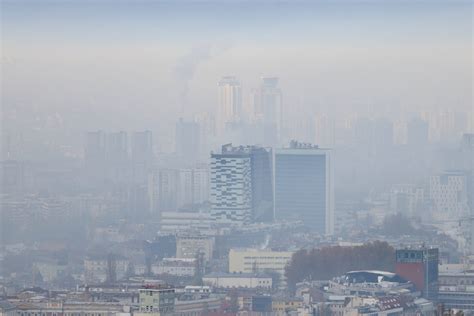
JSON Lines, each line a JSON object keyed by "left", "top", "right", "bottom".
{"left": 204, "top": 272, "right": 272, "bottom": 279}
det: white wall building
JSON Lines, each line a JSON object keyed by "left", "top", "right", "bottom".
{"left": 160, "top": 211, "right": 213, "bottom": 234}
{"left": 390, "top": 184, "right": 425, "bottom": 216}
{"left": 210, "top": 151, "right": 252, "bottom": 226}
{"left": 228, "top": 249, "right": 293, "bottom": 278}
{"left": 151, "top": 258, "right": 196, "bottom": 277}
{"left": 203, "top": 272, "right": 272, "bottom": 289}
{"left": 217, "top": 76, "right": 242, "bottom": 132}
{"left": 176, "top": 235, "right": 214, "bottom": 262}
{"left": 84, "top": 256, "right": 129, "bottom": 283}
{"left": 430, "top": 171, "right": 470, "bottom": 219}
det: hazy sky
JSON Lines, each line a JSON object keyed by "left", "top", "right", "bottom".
{"left": 2, "top": 1, "right": 472, "bottom": 135}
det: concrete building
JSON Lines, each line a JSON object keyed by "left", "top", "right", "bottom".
{"left": 107, "top": 131, "right": 128, "bottom": 164}
{"left": 211, "top": 144, "right": 273, "bottom": 224}
{"left": 439, "top": 269, "right": 474, "bottom": 311}
{"left": 84, "top": 255, "right": 129, "bottom": 284}
{"left": 247, "top": 146, "right": 274, "bottom": 222}
{"left": 407, "top": 117, "right": 429, "bottom": 146}
{"left": 274, "top": 141, "right": 334, "bottom": 235}
{"left": 217, "top": 76, "right": 242, "bottom": 132}
{"left": 174, "top": 296, "right": 222, "bottom": 316}
{"left": 84, "top": 131, "right": 107, "bottom": 184}
{"left": 157, "top": 167, "right": 209, "bottom": 213}
{"left": 151, "top": 258, "right": 196, "bottom": 277}
{"left": 131, "top": 130, "right": 153, "bottom": 184}
{"left": 160, "top": 211, "right": 212, "bottom": 234}
{"left": 0, "top": 301, "right": 16, "bottom": 316}
{"left": 395, "top": 247, "right": 439, "bottom": 301}
{"left": 176, "top": 235, "right": 214, "bottom": 262}
{"left": 430, "top": 170, "right": 470, "bottom": 219}
{"left": 327, "top": 270, "right": 415, "bottom": 297}
{"left": 389, "top": 184, "right": 425, "bottom": 217}
{"left": 314, "top": 114, "right": 336, "bottom": 148}
{"left": 1, "top": 160, "right": 27, "bottom": 193}
{"left": 137, "top": 285, "right": 175, "bottom": 316}
{"left": 157, "top": 168, "right": 179, "bottom": 212}
{"left": 175, "top": 118, "right": 200, "bottom": 164}
{"left": 131, "top": 131, "right": 153, "bottom": 165}
{"left": 12, "top": 301, "right": 130, "bottom": 316}
{"left": 228, "top": 248, "right": 293, "bottom": 278}
{"left": 251, "top": 77, "right": 282, "bottom": 147}
{"left": 210, "top": 146, "right": 252, "bottom": 225}
{"left": 177, "top": 167, "right": 210, "bottom": 209}
{"left": 203, "top": 272, "right": 272, "bottom": 289}
{"left": 106, "top": 131, "right": 129, "bottom": 183}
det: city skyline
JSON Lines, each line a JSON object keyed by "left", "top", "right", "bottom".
{"left": 1, "top": 1, "right": 474, "bottom": 314}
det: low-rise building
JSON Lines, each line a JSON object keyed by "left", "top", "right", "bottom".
{"left": 203, "top": 272, "right": 272, "bottom": 289}
{"left": 272, "top": 297, "right": 304, "bottom": 314}
{"left": 176, "top": 235, "right": 214, "bottom": 262}
{"left": 12, "top": 301, "right": 130, "bottom": 316}
{"left": 151, "top": 258, "right": 196, "bottom": 277}
{"left": 84, "top": 255, "right": 129, "bottom": 283}
{"left": 0, "top": 301, "right": 17, "bottom": 316}
{"left": 228, "top": 248, "right": 293, "bottom": 278}
{"left": 136, "top": 285, "right": 175, "bottom": 316}
{"left": 174, "top": 296, "right": 222, "bottom": 316}
{"left": 160, "top": 211, "right": 213, "bottom": 235}
{"left": 439, "top": 269, "right": 474, "bottom": 311}
{"left": 327, "top": 270, "right": 416, "bottom": 297}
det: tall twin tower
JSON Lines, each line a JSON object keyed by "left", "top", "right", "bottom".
{"left": 217, "top": 76, "right": 282, "bottom": 148}
{"left": 212, "top": 76, "right": 333, "bottom": 235}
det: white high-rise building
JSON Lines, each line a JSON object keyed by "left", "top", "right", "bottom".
{"left": 314, "top": 114, "right": 336, "bottom": 148}
{"left": 390, "top": 184, "right": 425, "bottom": 217}
{"left": 158, "top": 168, "right": 179, "bottom": 211}
{"left": 469, "top": 109, "right": 474, "bottom": 133}
{"left": 177, "top": 167, "right": 210, "bottom": 208}
{"left": 217, "top": 76, "right": 242, "bottom": 132}
{"left": 155, "top": 167, "right": 210, "bottom": 212}
{"left": 430, "top": 170, "right": 470, "bottom": 219}
{"left": 177, "top": 168, "right": 194, "bottom": 208}
{"left": 252, "top": 77, "right": 282, "bottom": 147}
{"left": 192, "top": 166, "right": 210, "bottom": 205}
{"left": 210, "top": 149, "right": 252, "bottom": 225}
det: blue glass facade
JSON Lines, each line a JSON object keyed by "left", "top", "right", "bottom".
{"left": 274, "top": 150, "right": 328, "bottom": 233}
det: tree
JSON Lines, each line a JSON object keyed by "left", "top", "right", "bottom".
{"left": 285, "top": 241, "right": 395, "bottom": 290}
{"left": 381, "top": 213, "right": 417, "bottom": 237}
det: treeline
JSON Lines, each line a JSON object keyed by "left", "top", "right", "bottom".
{"left": 379, "top": 213, "right": 419, "bottom": 237}
{"left": 285, "top": 241, "right": 395, "bottom": 289}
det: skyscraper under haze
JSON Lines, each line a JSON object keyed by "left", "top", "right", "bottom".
{"left": 107, "top": 131, "right": 129, "bottom": 166}
{"left": 252, "top": 77, "right": 282, "bottom": 147}
{"left": 407, "top": 117, "right": 429, "bottom": 146}
{"left": 131, "top": 130, "right": 153, "bottom": 183}
{"left": 85, "top": 130, "right": 106, "bottom": 168}
{"left": 248, "top": 146, "right": 274, "bottom": 222}
{"left": 84, "top": 131, "right": 107, "bottom": 185}
{"left": 175, "top": 118, "right": 201, "bottom": 164}
{"left": 210, "top": 145, "right": 252, "bottom": 225}
{"left": 131, "top": 130, "right": 153, "bottom": 165}
{"left": 106, "top": 131, "right": 129, "bottom": 183}
{"left": 274, "top": 141, "right": 334, "bottom": 234}
{"left": 210, "top": 144, "right": 273, "bottom": 225}
{"left": 217, "top": 76, "right": 242, "bottom": 132}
